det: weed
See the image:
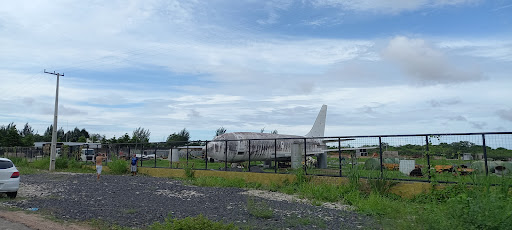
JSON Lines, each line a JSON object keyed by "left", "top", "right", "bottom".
{"left": 32, "top": 157, "right": 50, "bottom": 170}
{"left": 55, "top": 157, "right": 68, "bottom": 169}
{"left": 293, "top": 168, "right": 311, "bottom": 185}
{"left": 123, "top": 208, "right": 137, "bottom": 214}
{"left": 190, "top": 176, "right": 262, "bottom": 188}
{"left": 16, "top": 166, "right": 41, "bottom": 175}
{"left": 247, "top": 198, "right": 273, "bottom": 219}
{"left": 10, "top": 157, "right": 29, "bottom": 167}
{"left": 67, "top": 159, "right": 82, "bottom": 169}
{"left": 108, "top": 158, "right": 128, "bottom": 174}
{"left": 183, "top": 163, "right": 195, "bottom": 179}
{"left": 149, "top": 214, "right": 237, "bottom": 230}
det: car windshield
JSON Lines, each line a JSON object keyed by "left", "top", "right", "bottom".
{"left": 0, "top": 160, "right": 14, "bottom": 169}
{"left": 84, "top": 150, "right": 94, "bottom": 155}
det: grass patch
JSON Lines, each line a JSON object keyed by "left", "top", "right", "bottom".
{"left": 122, "top": 208, "right": 138, "bottom": 214}
{"left": 10, "top": 157, "right": 29, "bottom": 167}
{"left": 173, "top": 168, "right": 512, "bottom": 229}
{"left": 32, "top": 157, "right": 50, "bottom": 170}
{"left": 246, "top": 198, "right": 273, "bottom": 219}
{"left": 149, "top": 214, "right": 237, "bottom": 230}
{"left": 189, "top": 176, "right": 262, "bottom": 189}
{"left": 108, "top": 158, "right": 129, "bottom": 174}
{"left": 183, "top": 163, "right": 195, "bottom": 179}
{"left": 17, "top": 166, "right": 42, "bottom": 175}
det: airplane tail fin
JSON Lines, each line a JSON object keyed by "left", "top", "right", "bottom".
{"left": 305, "top": 105, "right": 327, "bottom": 137}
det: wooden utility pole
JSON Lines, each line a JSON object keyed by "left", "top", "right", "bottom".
{"left": 44, "top": 69, "right": 64, "bottom": 171}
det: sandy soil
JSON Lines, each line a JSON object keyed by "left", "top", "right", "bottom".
{"left": 0, "top": 211, "right": 93, "bottom": 230}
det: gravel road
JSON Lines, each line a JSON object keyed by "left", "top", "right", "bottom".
{"left": 2, "top": 173, "right": 379, "bottom": 229}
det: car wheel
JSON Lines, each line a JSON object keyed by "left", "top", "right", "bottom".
{"left": 6, "top": 192, "right": 17, "bottom": 199}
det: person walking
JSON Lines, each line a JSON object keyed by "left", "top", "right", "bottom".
{"left": 131, "top": 154, "right": 138, "bottom": 176}
{"left": 96, "top": 153, "right": 106, "bottom": 181}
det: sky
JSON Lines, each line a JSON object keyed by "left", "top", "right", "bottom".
{"left": 0, "top": 0, "right": 511, "bottom": 142}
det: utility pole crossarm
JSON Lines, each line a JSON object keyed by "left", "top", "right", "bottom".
{"left": 44, "top": 69, "right": 64, "bottom": 171}
{"left": 44, "top": 69, "right": 64, "bottom": 76}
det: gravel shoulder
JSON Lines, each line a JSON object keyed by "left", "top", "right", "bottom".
{"left": 1, "top": 173, "right": 380, "bottom": 229}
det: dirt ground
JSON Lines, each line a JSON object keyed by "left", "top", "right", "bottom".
{"left": 0, "top": 211, "right": 93, "bottom": 230}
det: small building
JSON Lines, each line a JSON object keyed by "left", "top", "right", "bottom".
{"left": 356, "top": 148, "right": 368, "bottom": 157}
{"left": 383, "top": 151, "right": 399, "bottom": 158}
{"left": 462, "top": 153, "right": 473, "bottom": 161}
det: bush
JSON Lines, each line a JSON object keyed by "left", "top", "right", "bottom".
{"left": 68, "top": 159, "right": 82, "bottom": 169}
{"left": 247, "top": 198, "right": 273, "bottom": 219}
{"left": 184, "top": 163, "right": 195, "bottom": 179}
{"left": 32, "top": 157, "right": 50, "bottom": 170}
{"left": 55, "top": 157, "right": 68, "bottom": 169}
{"left": 108, "top": 159, "right": 128, "bottom": 174}
{"left": 10, "top": 157, "right": 29, "bottom": 167}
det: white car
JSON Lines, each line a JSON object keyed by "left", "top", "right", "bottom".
{"left": 0, "top": 158, "right": 20, "bottom": 199}
{"left": 135, "top": 153, "right": 155, "bottom": 160}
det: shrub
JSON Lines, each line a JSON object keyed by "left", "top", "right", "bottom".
{"left": 10, "top": 157, "right": 29, "bottom": 167}
{"left": 183, "top": 163, "right": 195, "bottom": 179}
{"left": 247, "top": 198, "right": 273, "bottom": 219}
{"left": 32, "top": 157, "right": 50, "bottom": 170}
{"left": 55, "top": 157, "right": 68, "bottom": 169}
{"left": 68, "top": 159, "right": 82, "bottom": 169}
{"left": 108, "top": 159, "right": 128, "bottom": 174}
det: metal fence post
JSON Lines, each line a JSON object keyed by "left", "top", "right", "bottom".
{"left": 204, "top": 141, "right": 208, "bottom": 170}
{"left": 186, "top": 144, "right": 189, "bottom": 166}
{"left": 425, "top": 136, "right": 431, "bottom": 182}
{"left": 482, "top": 134, "right": 488, "bottom": 176}
{"left": 248, "top": 140, "right": 251, "bottom": 172}
{"left": 154, "top": 143, "right": 158, "bottom": 168}
{"left": 379, "top": 136, "right": 383, "bottom": 179}
{"left": 338, "top": 137, "right": 342, "bottom": 177}
{"left": 170, "top": 148, "right": 173, "bottom": 169}
{"left": 274, "top": 139, "right": 277, "bottom": 174}
{"left": 303, "top": 138, "right": 307, "bottom": 175}
{"left": 224, "top": 140, "right": 228, "bottom": 171}
{"left": 140, "top": 144, "right": 144, "bottom": 167}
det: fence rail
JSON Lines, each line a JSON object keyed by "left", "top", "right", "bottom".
{"left": 1, "top": 132, "right": 511, "bottom": 184}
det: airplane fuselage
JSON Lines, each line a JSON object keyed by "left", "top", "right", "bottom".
{"left": 206, "top": 132, "right": 324, "bottom": 162}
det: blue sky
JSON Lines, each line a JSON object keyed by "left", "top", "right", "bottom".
{"left": 0, "top": 0, "right": 511, "bottom": 142}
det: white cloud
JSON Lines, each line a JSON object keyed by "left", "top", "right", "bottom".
{"left": 437, "top": 40, "right": 512, "bottom": 62}
{"left": 312, "top": 0, "right": 480, "bottom": 14}
{"left": 382, "top": 36, "right": 483, "bottom": 84}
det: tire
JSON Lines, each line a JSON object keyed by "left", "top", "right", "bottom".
{"left": 6, "top": 191, "right": 17, "bottom": 199}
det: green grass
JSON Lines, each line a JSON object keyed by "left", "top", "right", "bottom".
{"left": 149, "top": 214, "right": 238, "bottom": 230}
{"left": 172, "top": 166, "right": 512, "bottom": 229}
{"left": 246, "top": 198, "right": 273, "bottom": 219}
{"left": 108, "top": 158, "right": 129, "bottom": 174}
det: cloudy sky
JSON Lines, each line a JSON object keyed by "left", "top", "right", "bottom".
{"left": 0, "top": 0, "right": 511, "bottom": 142}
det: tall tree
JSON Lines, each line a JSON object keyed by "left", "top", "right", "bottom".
{"left": 20, "top": 123, "right": 34, "bottom": 137}
{"left": 57, "top": 127, "right": 65, "bottom": 142}
{"left": 43, "top": 125, "right": 53, "bottom": 142}
{"left": 167, "top": 128, "right": 190, "bottom": 147}
{"left": 118, "top": 133, "right": 131, "bottom": 143}
{"left": 19, "top": 123, "right": 35, "bottom": 146}
{"left": 2, "top": 123, "right": 22, "bottom": 147}
{"left": 132, "top": 127, "right": 150, "bottom": 143}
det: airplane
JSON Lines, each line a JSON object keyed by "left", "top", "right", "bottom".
{"left": 204, "top": 105, "right": 369, "bottom": 168}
